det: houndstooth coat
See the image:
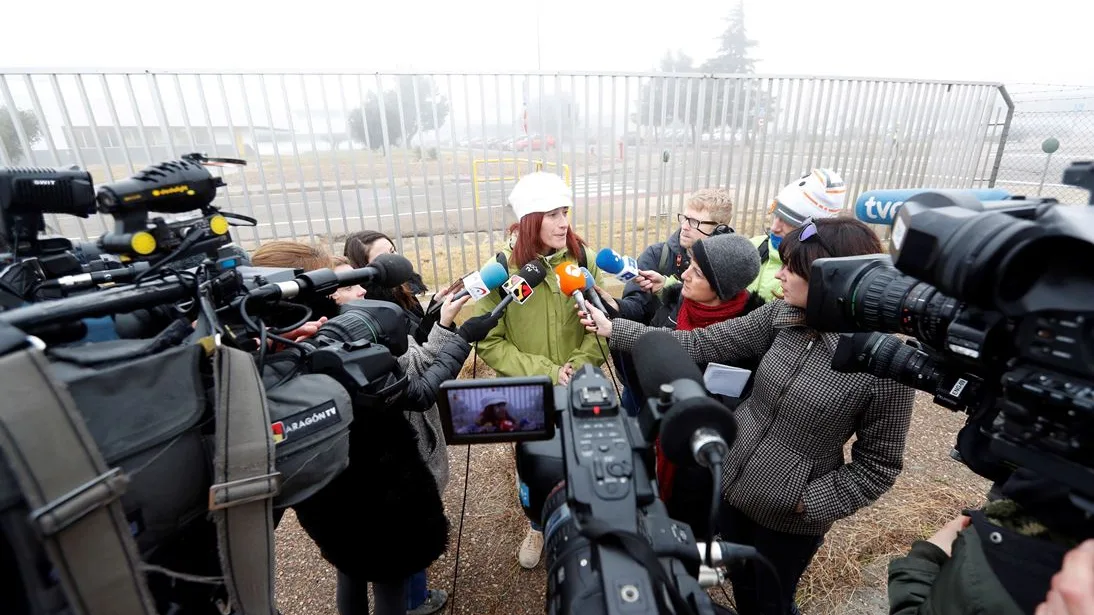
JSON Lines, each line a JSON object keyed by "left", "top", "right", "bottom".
{"left": 610, "top": 300, "right": 915, "bottom": 536}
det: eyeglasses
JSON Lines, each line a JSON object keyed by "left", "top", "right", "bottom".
{"left": 677, "top": 213, "right": 719, "bottom": 234}
{"left": 798, "top": 218, "right": 835, "bottom": 256}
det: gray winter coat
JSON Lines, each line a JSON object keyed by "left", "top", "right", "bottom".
{"left": 397, "top": 323, "right": 461, "bottom": 491}
{"left": 609, "top": 300, "right": 915, "bottom": 536}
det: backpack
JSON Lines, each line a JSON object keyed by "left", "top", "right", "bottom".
{"left": 0, "top": 314, "right": 355, "bottom": 615}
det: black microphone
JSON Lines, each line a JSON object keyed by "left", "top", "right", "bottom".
{"left": 248, "top": 253, "right": 414, "bottom": 302}
{"left": 41, "top": 261, "right": 152, "bottom": 291}
{"left": 631, "top": 330, "right": 737, "bottom": 468}
{"left": 490, "top": 261, "right": 549, "bottom": 318}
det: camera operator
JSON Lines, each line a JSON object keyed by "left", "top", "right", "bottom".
{"left": 888, "top": 469, "right": 1094, "bottom": 615}
{"left": 580, "top": 217, "right": 916, "bottom": 615}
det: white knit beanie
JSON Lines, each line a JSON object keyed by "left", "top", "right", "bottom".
{"left": 507, "top": 172, "right": 573, "bottom": 221}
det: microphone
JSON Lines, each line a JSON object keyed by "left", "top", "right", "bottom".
{"left": 40, "top": 261, "right": 152, "bottom": 291}
{"left": 854, "top": 188, "right": 1010, "bottom": 225}
{"left": 631, "top": 330, "right": 736, "bottom": 468}
{"left": 555, "top": 261, "right": 589, "bottom": 313}
{"left": 580, "top": 267, "right": 607, "bottom": 314}
{"left": 451, "top": 260, "right": 509, "bottom": 301}
{"left": 490, "top": 261, "right": 549, "bottom": 318}
{"left": 248, "top": 253, "right": 414, "bottom": 302}
{"left": 595, "top": 248, "right": 640, "bottom": 282}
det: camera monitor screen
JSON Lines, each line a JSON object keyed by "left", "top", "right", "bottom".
{"left": 437, "top": 377, "right": 555, "bottom": 445}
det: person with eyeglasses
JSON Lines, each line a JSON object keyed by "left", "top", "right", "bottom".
{"left": 579, "top": 217, "right": 915, "bottom": 615}
{"left": 592, "top": 188, "right": 737, "bottom": 414}
{"left": 609, "top": 188, "right": 736, "bottom": 317}
{"left": 748, "top": 168, "right": 847, "bottom": 302}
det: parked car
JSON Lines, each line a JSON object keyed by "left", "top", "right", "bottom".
{"left": 513, "top": 134, "right": 556, "bottom": 151}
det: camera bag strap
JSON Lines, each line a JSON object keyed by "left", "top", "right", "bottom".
{"left": 0, "top": 344, "right": 156, "bottom": 615}
{"left": 208, "top": 343, "right": 281, "bottom": 615}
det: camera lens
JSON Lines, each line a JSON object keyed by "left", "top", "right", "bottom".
{"left": 851, "top": 265, "right": 960, "bottom": 350}
{"left": 541, "top": 485, "right": 599, "bottom": 612}
{"left": 832, "top": 332, "right": 946, "bottom": 393}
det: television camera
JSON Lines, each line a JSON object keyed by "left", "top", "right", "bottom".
{"left": 805, "top": 160, "right": 1094, "bottom": 510}
{"left": 0, "top": 153, "right": 253, "bottom": 306}
{"left": 437, "top": 331, "right": 767, "bottom": 615}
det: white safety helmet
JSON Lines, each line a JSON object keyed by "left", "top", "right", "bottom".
{"left": 507, "top": 172, "right": 573, "bottom": 221}
{"left": 771, "top": 169, "right": 846, "bottom": 226}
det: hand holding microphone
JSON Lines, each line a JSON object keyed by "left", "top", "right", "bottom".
{"left": 439, "top": 294, "right": 471, "bottom": 328}
{"left": 636, "top": 270, "right": 666, "bottom": 294}
{"left": 577, "top": 303, "right": 613, "bottom": 338}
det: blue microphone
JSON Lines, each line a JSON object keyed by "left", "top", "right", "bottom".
{"left": 854, "top": 189, "right": 1011, "bottom": 225}
{"left": 595, "top": 248, "right": 639, "bottom": 282}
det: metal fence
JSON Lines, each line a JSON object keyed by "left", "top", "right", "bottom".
{"left": 0, "top": 70, "right": 1011, "bottom": 286}
{"left": 989, "top": 108, "right": 1094, "bottom": 203}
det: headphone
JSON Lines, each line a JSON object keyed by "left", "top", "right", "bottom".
{"left": 711, "top": 224, "right": 734, "bottom": 236}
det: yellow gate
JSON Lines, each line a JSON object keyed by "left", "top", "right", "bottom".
{"left": 471, "top": 158, "right": 571, "bottom": 210}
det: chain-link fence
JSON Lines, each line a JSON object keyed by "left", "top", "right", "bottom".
{"left": 991, "top": 108, "right": 1094, "bottom": 203}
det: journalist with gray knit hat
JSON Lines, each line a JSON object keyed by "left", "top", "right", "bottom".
{"left": 690, "top": 233, "right": 762, "bottom": 300}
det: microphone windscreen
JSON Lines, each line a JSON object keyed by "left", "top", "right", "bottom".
{"left": 518, "top": 261, "right": 549, "bottom": 288}
{"left": 555, "top": 262, "right": 587, "bottom": 296}
{"left": 631, "top": 330, "right": 705, "bottom": 401}
{"left": 595, "top": 248, "right": 624, "bottom": 273}
{"left": 480, "top": 261, "right": 510, "bottom": 289}
{"left": 370, "top": 253, "right": 415, "bottom": 287}
{"left": 580, "top": 267, "right": 596, "bottom": 291}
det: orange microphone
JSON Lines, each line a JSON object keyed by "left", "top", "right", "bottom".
{"left": 555, "top": 261, "right": 589, "bottom": 313}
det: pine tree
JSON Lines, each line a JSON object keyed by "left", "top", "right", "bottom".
{"left": 701, "top": 1, "right": 757, "bottom": 75}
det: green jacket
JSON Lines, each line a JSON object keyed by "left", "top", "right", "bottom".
{"left": 473, "top": 246, "right": 606, "bottom": 384}
{"left": 747, "top": 234, "right": 783, "bottom": 303}
{"left": 888, "top": 528, "right": 1024, "bottom": 615}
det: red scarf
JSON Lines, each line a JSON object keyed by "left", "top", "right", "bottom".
{"left": 657, "top": 289, "right": 752, "bottom": 503}
{"left": 675, "top": 290, "right": 751, "bottom": 331}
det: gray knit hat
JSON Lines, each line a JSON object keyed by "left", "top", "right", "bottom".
{"left": 690, "top": 233, "right": 762, "bottom": 299}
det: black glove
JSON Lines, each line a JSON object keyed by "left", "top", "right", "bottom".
{"left": 456, "top": 311, "right": 503, "bottom": 343}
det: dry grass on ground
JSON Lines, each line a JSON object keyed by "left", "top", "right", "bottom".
{"left": 274, "top": 348, "right": 989, "bottom": 615}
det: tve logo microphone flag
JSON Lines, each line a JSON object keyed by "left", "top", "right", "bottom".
{"left": 855, "top": 189, "right": 1011, "bottom": 225}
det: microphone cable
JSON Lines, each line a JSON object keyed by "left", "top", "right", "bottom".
{"left": 447, "top": 340, "right": 477, "bottom": 615}
{"left": 594, "top": 336, "right": 623, "bottom": 403}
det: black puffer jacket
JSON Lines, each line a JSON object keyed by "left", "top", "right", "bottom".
{"left": 292, "top": 402, "right": 449, "bottom": 582}
{"left": 291, "top": 297, "right": 469, "bottom": 582}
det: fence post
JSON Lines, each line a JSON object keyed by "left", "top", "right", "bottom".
{"left": 988, "top": 84, "right": 1015, "bottom": 188}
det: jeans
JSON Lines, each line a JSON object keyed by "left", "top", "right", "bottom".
{"left": 335, "top": 571, "right": 406, "bottom": 615}
{"left": 406, "top": 569, "right": 428, "bottom": 610}
{"left": 718, "top": 505, "right": 823, "bottom": 615}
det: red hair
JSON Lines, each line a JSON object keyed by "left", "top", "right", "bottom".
{"left": 508, "top": 212, "right": 587, "bottom": 266}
